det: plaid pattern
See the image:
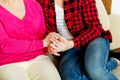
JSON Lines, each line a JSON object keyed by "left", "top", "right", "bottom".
{"left": 37, "top": 0, "right": 112, "bottom": 48}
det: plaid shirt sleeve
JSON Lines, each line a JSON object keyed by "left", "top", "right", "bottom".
{"left": 73, "top": 0, "right": 104, "bottom": 48}
{"left": 36, "top": 0, "right": 53, "bottom": 34}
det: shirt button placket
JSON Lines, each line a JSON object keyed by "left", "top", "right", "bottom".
{"left": 21, "top": 22, "right": 25, "bottom": 32}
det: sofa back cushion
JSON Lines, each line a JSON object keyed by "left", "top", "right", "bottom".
{"left": 96, "top": 0, "right": 110, "bottom": 30}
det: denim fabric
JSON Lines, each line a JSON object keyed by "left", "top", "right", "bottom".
{"left": 59, "top": 37, "right": 118, "bottom": 80}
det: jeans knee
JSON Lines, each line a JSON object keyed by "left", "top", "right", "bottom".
{"left": 88, "top": 37, "right": 109, "bottom": 49}
{"left": 87, "top": 68, "right": 105, "bottom": 79}
{"left": 86, "top": 68, "right": 118, "bottom": 80}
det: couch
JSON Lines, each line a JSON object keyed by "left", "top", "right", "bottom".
{"left": 96, "top": 0, "right": 120, "bottom": 79}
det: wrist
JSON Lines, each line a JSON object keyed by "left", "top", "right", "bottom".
{"left": 68, "top": 40, "right": 74, "bottom": 49}
{"left": 43, "top": 39, "right": 48, "bottom": 47}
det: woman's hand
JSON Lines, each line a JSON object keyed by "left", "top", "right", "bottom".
{"left": 49, "top": 37, "right": 74, "bottom": 52}
{"left": 47, "top": 45, "right": 60, "bottom": 56}
{"left": 43, "top": 32, "right": 60, "bottom": 47}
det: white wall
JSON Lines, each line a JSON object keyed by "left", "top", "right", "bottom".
{"left": 112, "top": 0, "right": 120, "bottom": 15}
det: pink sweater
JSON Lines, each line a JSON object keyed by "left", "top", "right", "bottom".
{"left": 0, "top": 0, "right": 46, "bottom": 66}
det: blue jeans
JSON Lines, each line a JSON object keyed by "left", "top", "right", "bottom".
{"left": 59, "top": 37, "right": 118, "bottom": 80}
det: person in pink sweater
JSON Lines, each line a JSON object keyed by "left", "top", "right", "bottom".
{"left": 0, "top": 0, "right": 61, "bottom": 80}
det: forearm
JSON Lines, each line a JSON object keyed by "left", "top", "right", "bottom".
{"left": 0, "top": 38, "right": 44, "bottom": 54}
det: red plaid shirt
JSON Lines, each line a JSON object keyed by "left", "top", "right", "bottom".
{"left": 37, "top": 0, "right": 112, "bottom": 48}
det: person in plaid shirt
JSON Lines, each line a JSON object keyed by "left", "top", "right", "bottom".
{"left": 37, "top": 0, "right": 119, "bottom": 80}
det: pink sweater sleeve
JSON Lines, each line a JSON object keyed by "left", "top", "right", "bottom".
{"left": 0, "top": 24, "right": 44, "bottom": 54}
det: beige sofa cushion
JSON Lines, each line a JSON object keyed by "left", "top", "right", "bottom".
{"left": 96, "top": 0, "right": 110, "bottom": 30}
{"left": 113, "top": 66, "right": 120, "bottom": 79}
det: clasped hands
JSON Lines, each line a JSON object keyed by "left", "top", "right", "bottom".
{"left": 44, "top": 32, "right": 74, "bottom": 56}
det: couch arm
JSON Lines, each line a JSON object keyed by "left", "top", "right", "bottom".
{"left": 109, "top": 14, "right": 120, "bottom": 50}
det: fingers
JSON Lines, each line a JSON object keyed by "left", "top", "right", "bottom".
{"left": 49, "top": 43, "right": 61, "bottom": 52}
{"left": 58, "top": 37, "right": 66, "bottom": 43}
{"left": 47, "top": 46, "right": 60, "bottom": 56}
{"left": 52, "top": 51, "right": 60, "bottom": 56}
{"left": 50, "top": 38, "right": 62, "bottom": 46}
{"left": 49, "top": 37, "right": 67, "bottom": 52}
{"left": 49, "top": 32, "right": 60, "bottom": 38}
{"left": 48, "top": 35, "right": 69, "bottom": 52}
